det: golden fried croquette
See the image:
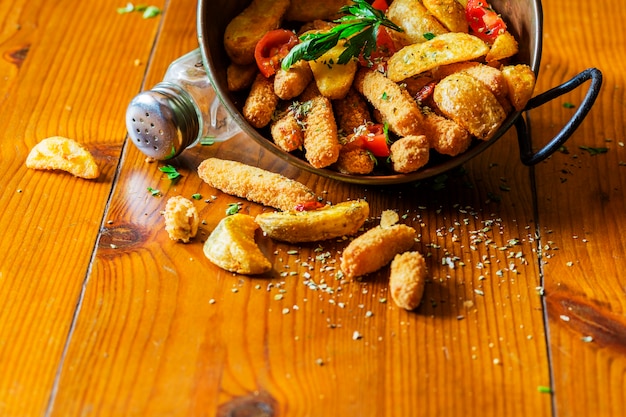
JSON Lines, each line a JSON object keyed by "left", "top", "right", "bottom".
{"left": 422, "top": 111, "right": 472, "bottom": 156}
{"left": 25, "top": 136, "right": 99, "bottom": 179}
{"left": 224, "top": 0, "right": 290, "bottom": 65}
{"left": 433, "top": 72, "right": 507, "bottom": 140}
{"left": 298, "top": 83, "right": 341, "bottom": 168}
{"left": 354, "top": 69, "right": 426, "bottom": 137}
{"left": 243, "top": 74, "right": 280, "bottom": 129}
{"left": 340, "top": 223, "right": 417, "bottom": 280}
{"left": 227, "top": 63, "right": 258, "bottom": 92}
{"left": 197, "top": 158, "right": 318, "bottom": 211}
{"left": 333, "top": 88, "right": 372, "bottom": 134}
{"left": 274, "top": 60, "right": 313, "bottom": 100}
{"left": 389, "top": 251, "right": 428, "bottom": 310}
{"left": 163, "top": 196, "right": 199, "bottom": 243}
{"left": 336, "top": 145, "right": 376, "bottom": 175}
{"left": 270, "top": 108, "right": 304, "bottom": 152}
{"left": 389, "top": 135, "right": 430, "bottom": 173}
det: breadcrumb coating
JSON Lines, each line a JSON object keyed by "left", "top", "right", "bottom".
{"left": 163, "top": 196, "right": 199, "bottom": 243}
{"left": 197, "top": 158, "right": 318, "bottom": 211}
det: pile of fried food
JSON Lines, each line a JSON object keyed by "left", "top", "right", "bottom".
{"left": 163, "top": 157, "right": 426, "bottom": 310}
{"left": 222, "top": 0, "right": 535, "bottom": 176}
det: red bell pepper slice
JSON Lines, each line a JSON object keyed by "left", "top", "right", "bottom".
{"left": 254, "top": 29, "right": 299, "bottom": 78}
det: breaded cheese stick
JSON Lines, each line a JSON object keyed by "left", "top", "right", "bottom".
{"left": 333, "top": 88, "right": 372, "bottom": 134}
{"left": 299, "top": 84, "right": 341, "bottom": 168}
{"left": 243, "top": 74, "right": 280, "bottom": 129}
{"left": 340, "top": 223, "right": 417, "bottom": 280}
{"left": 197, "top": 158, "right": 318, "bottom": 212}
{"left": 274, "top": 60, "right": 313, "bottom": 100}
{"left": 270, "top": 109, "right": 304, "bottom": 152}
{"left": 389, "top": 251, "right": 428, "bottom": 310}
{"left": 354, "top": 69, "right": 425, "bottom": 137}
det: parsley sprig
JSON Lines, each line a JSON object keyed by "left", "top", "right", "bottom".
{"left": 159, "top": 165, "right": 181, "bottom": 180}
{"left": 281, "top": 0, "right": 403, "bottom": 70}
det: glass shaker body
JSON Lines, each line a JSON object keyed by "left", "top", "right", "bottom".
{"left": 126, "top": 49, "right": 240, "bottom": 160}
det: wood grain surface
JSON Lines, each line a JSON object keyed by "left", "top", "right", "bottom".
{"left": 0, "top": 0, "right": 624, "bottom": 416}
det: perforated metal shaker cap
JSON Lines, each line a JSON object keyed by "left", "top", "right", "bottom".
{"left": 125, "top": 83, "right": 199, "bottom": 160}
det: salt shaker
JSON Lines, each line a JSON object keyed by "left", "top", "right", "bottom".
{"left": 126, "top": 49, "right": 240, "bottom": 160}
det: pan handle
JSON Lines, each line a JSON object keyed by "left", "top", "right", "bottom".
{"left": 515, "top": 67, "right": 603, "bottom": 165}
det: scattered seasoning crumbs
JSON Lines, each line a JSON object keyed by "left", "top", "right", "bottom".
{"left": 110, "top": 244, "right": 118, "bottom": 249}
{"left": 209, "top": 299, "right": 216, "bottom": 304}
{"left": 560, "top": 315, "right": 570, "bottom": 322}
{"left": 282, "top": 308, "right": 290, "bottom": 315}
{"left": 274, "top": 294, "right": 284, "bottom": 301}
{"left": 286, "top": 250, "right": 299, "bottom": 255}
{"left": 581, "top": 336, "right": 594, "bottom": 342}
{"left": 474, "top": 289, "right": 484, "bottom": 296}
{"left": 315, "top": 358, "right": 324, "bottom": 366}
{"left": 538, "top": 386, "right": 552, "bottom": 394}
{"left": 352, "top": 331, "right": 363, "bottom": 340}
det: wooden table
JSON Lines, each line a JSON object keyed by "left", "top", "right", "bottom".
{"left": 1, "top": 0, "right": 624, "bottom": 415}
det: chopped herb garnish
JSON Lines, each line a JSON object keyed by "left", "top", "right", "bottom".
{"left": 200, "top": 137, "right": 216, "bottom": 146}
{"left": 191, "top": 193, "right": 202, "bottom": 200}
{"left": 381, "top": 91, "right": 389, "bottom": 100}
{"left": 537, "top": 385, "right": 552, "bottom": 394}
{"left": 159, "top": 165, "right": 181, "bottom": 180}
{"left": 563, "top": 102, "right": 576, "bottom": 109}
{"left": 579, "top": 145, "right": 608, "bottom": 156}
{"left": 226, "top": 202, "right": 241, "bottom": 215}
{"left": 117, "top": 2, "right": 134, "bottom": 13}
{"left": 147, "top": 186, "right": 161, "bottom": 196}
{"left": 281, "top": 0, "right": 403, "bottom": 70}
{"left": 423, "top": 32, "right": 436, "bottom": 40}
{"left": 142, "top": 5, "right": 161, "bottom": 18}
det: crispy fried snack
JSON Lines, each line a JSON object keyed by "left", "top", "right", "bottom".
{"left": 274, "top": 60, "right": 313, "bottom": 100}
{"left": 224, "top": 0, "right": 290, "bottom": 65}
{"left": 203, "top": 213, "right": 272, "bottom": 275}
{"left": 197, "top": 158, "right": 318, "bottom": 212}
{"left": 387, "top": 0, "right": 448, "bottom": 45}
{"left": 255, "top": 200, "right": 369, "bottom": 243}
{"left": 243, "top": 74, "right": 280, "bottom": 128}
{"left": 340, "top": 223, "right": 417, "bottom": 280}
{"left": 422, "top": 111, "right": 472, "bottom": 156}
{"left": 501, "top": 64, "right": 536, "bottom": 111}
{"left": 227, "top": 63, "right": 258, "bottom": 92}
{"left": 433, "top": 72, "right": 507, "bottom": 140}
{"left": 387, "top": 33, "right": 490, "bottom": 82}
{"left": 270, "top": 108, "right": 304, "bottom": 152}
{"left": 286, "top": 0, "right": 351, "bottom": 22}
{"left": 389, "top": 251, "right": 428, "bottom": 310}
{"left": 335, "top": 145, "right": 376, "bottom": 175}
{"left": 333, "top": 88, "right": 372, "bottom": 134}
{"left": 354, "top": 69, "right": 425, "bottom": 137}
{"left": 422, "top": 0, "right": 468, "bottom": 33}
{"left": 389, "top": 135, "right": 430, "bottom": 174}
{"left": 163, "top": 196, "right": 199, "bottom": 243}
{"left": 25, "top": 136, "right": 99, "bottom": 179}
{"left": 299, "top": 84, "right": 341, "bottom": 168}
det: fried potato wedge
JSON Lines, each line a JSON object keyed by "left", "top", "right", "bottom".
{"left": 485, "top": 31, "right": 519, "bottom": 63}
{"left": 25, "top": 136, "right": 99, "bottom": 179}
{"left": 203, "top": 213, "right": 272, "bottom": 275}
{"left": 309, "top": 42, "right": 358, "bottom": 100}
{"left": 386, "top": 0, "right": 448, "bottom": 46}
{"left": 433, "top": 72, "right": 507, "bottom": 140}
{"left": 224, "top": 0, "right": 290, "bottom": 65}
{"left": 423, "top": 0, "right": 468, "bottom": 33}
{"left": 387, "top": 32, "right": 489, "bottom": 82}
{"left": 501, "top": 64, "right": 536, "bottom": 111}
{"left": 255, "top": 200, "right": 369, "bottom": 243}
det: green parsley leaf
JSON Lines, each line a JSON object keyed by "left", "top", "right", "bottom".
{"left": 423, "top": 32, "right": 436, "bottom": 40}
{"left": 200, "top": 137, "right": 215, "bottom": 146}
{"left": 147, "top": 187, "right": 161, "bottom": 196}
{"left": 579, "top": 145, "right": 608, "bottom": 156}
{"left": 159, "top": 165, "right": 181, "bottom": 180}
{"left": 281, "top": 0, "right": 403, "bottom": 70}
{"left": 226, "top": 203, "right": 241, "bottom": 215}
{"left": 142, "top": 5, "right": 161, "bottom": 18}
{"left": 117, "top": 2, "right": 134, "bottom": 13}
{"left": 191, "top": 193, "right": 202, "bottom": 200}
